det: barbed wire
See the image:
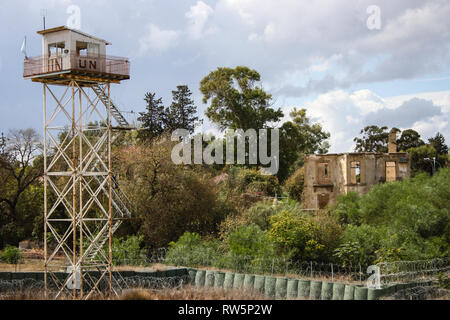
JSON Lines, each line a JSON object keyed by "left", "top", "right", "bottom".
{"left": 116, "top": 275, "right": 190, "bottom": 291}
{"left": 0, "top": 275, "right": 191, "bottom": 298}
{"left": 376, "top": 258, "right": 450, "bottom": 284}
{"left": 390, "top": 286, "right": 450, "bottom": 300}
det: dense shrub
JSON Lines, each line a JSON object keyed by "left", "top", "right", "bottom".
{"left": 0, "top": 246, "right": 23, "bottom": 264}
{"left": 334, "top": 225, "right": 387, "bottom": 266}
{"left": 165, "top": 232, "right": 221, "bottom": 267}
{"left": 268, "top": 210, "right": 327, "bottom": 261}
{"left": 224, "top": 224, "right": 272, "bottom": 258}
{"left": 284, "top": 166, "right": 305, "bottom": 201}
{"left": 218, "top": 199, "right": 305, "bottom": 238}
{"left": 330, "top": 192, "right": 362, "bottom": 226}
{"left": 112, "top": 235, "right": 146, "bottom": 265}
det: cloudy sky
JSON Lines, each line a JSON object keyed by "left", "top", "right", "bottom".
{"left": 1, "top": 0, "right": 449, "bottom": 152}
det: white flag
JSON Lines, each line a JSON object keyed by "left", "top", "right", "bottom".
{"left": 21, "top": 36, "right": 27, "bottom": 58}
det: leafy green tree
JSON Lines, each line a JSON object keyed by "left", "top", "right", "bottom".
{"left": 0, "top": 129, "right": 43, "bottom": 247}
{"left": 353, "top": 125, "right": 389, "bottom": 153}
{"left": 278, "top": 109, "right": 330, "bottom": 182}
{"left": 200, "top": 66, "right": 283, "bottom": 131}
{"left": 115, "top": 137, "right": 227, "bottom": 248}
{"left": 407, "top": 144, "right": 438, "bottom": 176}
{"left": 165, "top": 85, "right": 199, "bottom": 134}
{"left": 288, "top": 108, "right": 330, "bottom": 154}
{"left": 397, "top": 129, "right": 424, "bottom": 152}
{"left": 137, "top": 92, "right": 166, "bottom": 141}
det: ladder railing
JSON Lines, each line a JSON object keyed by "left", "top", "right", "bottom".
{"left": 91, "top": 83, "right": 131, "bottom": 128}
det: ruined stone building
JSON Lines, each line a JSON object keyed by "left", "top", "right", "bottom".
{"left": 304, "top": 130, "right": 410, "bottom": 210}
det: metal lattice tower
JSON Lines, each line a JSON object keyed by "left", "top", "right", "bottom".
{"left": 23, "top": 26, "right": 132, "bottom": 299}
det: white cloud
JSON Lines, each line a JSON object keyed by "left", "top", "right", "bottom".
{"left": 218, "top": 0, "right": 450, "bottom": 95}
{"left": 138, "top": 24, "right": 180, "bottom": 55}
{"left": 186, "top": 1, "right": 215, "bottom": 39}
{"left": 309, "top": 54, "right": 343, "bottom": 73}
{"left": 299, "top": 89, "right": 449, "bottom": 153}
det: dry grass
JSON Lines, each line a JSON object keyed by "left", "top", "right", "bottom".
{"left": 119, "top": 286, "right": 269, "bottom": 300}
{"left": 0, "top": 286, "right": 269, "bottom": 300}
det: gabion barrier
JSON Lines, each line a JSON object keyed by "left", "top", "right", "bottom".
{"left": 168, "top": 268, "right": 443, "bottom": 300}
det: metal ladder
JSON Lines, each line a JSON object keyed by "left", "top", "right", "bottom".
{"left": 91, "top": 83, "right": 131, "bottom": 128}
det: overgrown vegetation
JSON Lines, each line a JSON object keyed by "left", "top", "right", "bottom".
{"left": 331, "top": 169, "right": 450, "bottom": 265}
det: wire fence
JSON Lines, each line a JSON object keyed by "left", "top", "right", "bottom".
{"left": 119, "top": 249, "right": 450, "bottom": 285}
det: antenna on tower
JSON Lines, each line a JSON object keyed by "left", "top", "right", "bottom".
{"left": 40, "top": 9, "right": 47, "bottom": 30}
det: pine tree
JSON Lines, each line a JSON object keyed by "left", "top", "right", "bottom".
{"left": 137, "top": 92, "right": 166, "bottom": 141}
{"left": 428, "top": 132, "right": 448, "bottom": 155}
{"left": 165, "top": 85, "right": 198, "bottom": 134}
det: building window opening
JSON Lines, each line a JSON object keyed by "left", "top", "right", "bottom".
{"left": 386, "top": 161, "right": 396, "bottom": 182}
{"left": 318, "top": 162, "right": 330, "bottom": 184}
{"left": 350, "top": 161, "right": 361, "bottom": 184}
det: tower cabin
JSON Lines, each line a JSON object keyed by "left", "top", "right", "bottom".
{"left": 23, "top": 26, "right": 129, "bottom": 85}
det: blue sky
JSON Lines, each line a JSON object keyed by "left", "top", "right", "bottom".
{"left": 1, "top": 0, "right": 449, "bottom": 152}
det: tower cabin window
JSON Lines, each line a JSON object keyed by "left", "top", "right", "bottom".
{"left": 350, "top": 161, "right": 361, "bottom": 184}
{"left": 76, "top": 41, "right": 100, "bottom": 57}
{"left": 48, "top": 42, "right": 65, "bottom": 56}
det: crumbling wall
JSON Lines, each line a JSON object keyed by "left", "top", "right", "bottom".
{"left": 304, "top": 152, "right": 410, "bottom": 210}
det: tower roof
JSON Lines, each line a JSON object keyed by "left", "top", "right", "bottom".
{"left": 36, "top": 26, "right": 111, "bottom": 45}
